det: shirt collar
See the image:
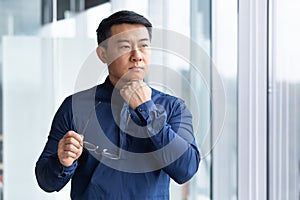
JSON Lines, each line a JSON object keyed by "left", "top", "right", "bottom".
{"left": 96, "top": 76, "right": 124, "bottom": 105}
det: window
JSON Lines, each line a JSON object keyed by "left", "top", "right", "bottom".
{"left": 268, "top": 0, "right": 300, "bottom": 199}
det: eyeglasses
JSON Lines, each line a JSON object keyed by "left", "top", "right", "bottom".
{"left": 81, "top": 101, "right": 130, "bottom": 160}
{"left": 83, "top": 136, "right": 124, "bottom": 160}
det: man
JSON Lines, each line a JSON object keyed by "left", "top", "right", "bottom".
{"left": 35, "top": 10, "right": 200, "bottom": 200}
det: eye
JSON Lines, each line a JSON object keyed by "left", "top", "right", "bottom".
{"left": 140, "top": 43, "right": 150, "bottom": 49}
{"left": 120, "top": 45, "right": 131, "bottom": 50}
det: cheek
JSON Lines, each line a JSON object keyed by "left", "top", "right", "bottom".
{"left": 145, "top": 51, "right": 151, "bottom": 63}
{"left": 108, "top": 55, "right": 129, "bottom": 74}
{"left": 107, "top": 53, "right": 128, "bottom": 67}
{"left": 106, "top": 48, "right": 127, "bottom": 64}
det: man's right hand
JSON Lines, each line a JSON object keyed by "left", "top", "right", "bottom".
{"left": 58, "top": 131, "right": 83, "bottom": 167}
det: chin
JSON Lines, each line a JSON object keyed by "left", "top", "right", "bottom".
{"left": 123, "top": 73, "right": 145, "bottom": 81}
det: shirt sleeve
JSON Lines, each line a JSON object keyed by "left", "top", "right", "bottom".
{"left": 132, "top": 98, "right": 201, "bottom": 184}
{"left": 35, "top": 96, "right": 78, "bottom": 192}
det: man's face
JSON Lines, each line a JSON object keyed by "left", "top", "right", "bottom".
{"left": 99, "top": 24, "right": 151, "bottom": 86}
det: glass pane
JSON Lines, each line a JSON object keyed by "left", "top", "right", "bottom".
{"left": 268, "top": 0, "right": 300, "bottom": 199}
{"left": 165, "top": 0, "right": 238, "bottom": 199}
{"left": 190, "top": 0, "right": 212, "bottom": 199}
{"left": 2, "top": 37, "right": 96, "bottom": 199}
{"left": 211, "top": 0, "right": 238, "bottom": 199}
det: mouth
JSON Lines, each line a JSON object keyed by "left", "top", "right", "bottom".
{"left": 129, "top": 66, "right": 143, "bottom": 71}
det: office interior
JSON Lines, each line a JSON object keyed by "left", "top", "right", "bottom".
{"left": 0, "top": 0, "right": 299, "bottom": 199}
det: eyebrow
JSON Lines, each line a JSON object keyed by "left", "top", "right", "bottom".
{"left": 116, "top": 38, "right": 150, "bottom": 43}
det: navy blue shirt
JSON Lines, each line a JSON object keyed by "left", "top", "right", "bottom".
{"left": 35, "top": 77, "right": 200, "bottom": 200}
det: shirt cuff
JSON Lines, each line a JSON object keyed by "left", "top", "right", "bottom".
{"left": 58, "top": 161, "right": 78, "bottom": 178}
{"left": 130, "top": 101, "right": 166, "bottom": 136}
{"left": 132, "top": 100, "right": 154, "bottom": 125}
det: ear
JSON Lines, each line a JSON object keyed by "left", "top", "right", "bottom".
{"left": 96, "top": 46, "right": 108, "bottom": 63}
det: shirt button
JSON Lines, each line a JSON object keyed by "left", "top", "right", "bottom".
{"left": 138, "top": 108, "right": 143, "bottom": 112}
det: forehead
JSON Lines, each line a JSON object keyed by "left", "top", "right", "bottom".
{"left": 109, "top": 24, "right": 150, "bottom": 42}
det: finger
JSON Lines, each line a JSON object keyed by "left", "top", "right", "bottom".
{"left": 141, "top": 81, "right": 148, "bottom": 87}
{"left": 62, "top": 150, "right": 77, "bottom": 159}
{"left": 78, "top": 134, "right": 84, "bottom": 146}
{"left": 63, "top": 143, "right": 82, "bottom": 153}
{"left": 135, "top": 81, "right": 148, "bottom": 89}
{"left": 64, "top": 131, "right": 84, "bottom": 145}
{"left": 65, "top": 130, "right": 82, "bottom": 140}
{"left": 137, "top": 80, "right": 145, "bottom": 85}
{"left": 64, "top": 137, "right": 83, "bottom": 149}
{"left": 128, "top": 79, "right": 139, "bottom": 84}
{"left": 61, "top": 143, "right": 83, "bottom": 160}
{"left": 123, "top": 81, "right": 140, "bottom": 91}
{"left": 125, "top": 80, "right": 139, "bottom": 88}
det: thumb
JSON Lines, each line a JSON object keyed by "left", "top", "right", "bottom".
{"left": 79, "top": 134, "right": 84, "bottom": 146}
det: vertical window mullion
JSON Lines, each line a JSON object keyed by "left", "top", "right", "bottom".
{"left": 238, "top": 0, "right": 268, "bottom": 199}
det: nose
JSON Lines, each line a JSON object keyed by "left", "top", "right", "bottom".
{"left": 130, "top": 49, "right": 143, "bottom": 62}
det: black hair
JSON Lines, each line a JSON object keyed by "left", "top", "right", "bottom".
{"left": 96, "top": 10, "right": 152, "bottom": 46}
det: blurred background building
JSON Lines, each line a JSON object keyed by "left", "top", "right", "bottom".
{"left": 0, "top": 0, "right": 299, "bottom": 199}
